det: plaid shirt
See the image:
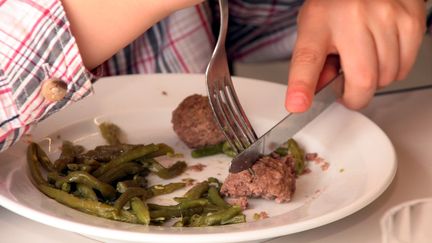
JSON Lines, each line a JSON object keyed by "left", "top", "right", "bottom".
{"left": 0, "top": 0, "right": 302, "bottom": 152}
{"left": 0, "top": 0, "right": 430, "bottom": 152}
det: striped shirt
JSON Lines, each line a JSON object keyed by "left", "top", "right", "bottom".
{"left": 0, "top": 0, "right": 430, "bottom": 152}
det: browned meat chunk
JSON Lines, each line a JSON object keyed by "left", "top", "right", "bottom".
{"left": 221, "top": 155, "right": 296, "bottom": 203}
{"left": 171, "top": 94, "right": 225, "bottom": 148}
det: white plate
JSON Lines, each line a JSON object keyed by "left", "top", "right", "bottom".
{"left": 0, "top": 74, "right": 396, "bottom": 243}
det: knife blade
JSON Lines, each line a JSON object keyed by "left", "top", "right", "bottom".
{"left": 229, "top": 73, "right": 344, "bottom": 173}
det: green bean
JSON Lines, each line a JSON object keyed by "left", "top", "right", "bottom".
{"left": 144, "top": 143, "right": 174, "bottom": 158}
{"left": 222, "top": 141, "right": 237, "bottom": 157}
{"left": 147, "top": 203, "right": 169, "bottom": 210}
{"left": 47, "top": 172, "right": 72, "bottom": 192}
{"left": 60, "top": 182, "right": 71, "bottom": 192}
{"left": 220, "top": 214, "right": 246, "bottom": 225}
{"left": 151, "top": 199, "right": 208, "bottom": 211}
{"left": 173, "top": 217, "right": 190, "bottom": 227}
{"left": 35, "top": 144, "right": 55, "bottom": 172}
{"left": 207, "top": 186, "right": 230, "bottom": 209}
{"left": 148, "top": 182, "right": 186, "bottom": 197}
{"left": 157, "top": 161, "right": 187, "bottom": 179}
{"left": 188, "top": 206, "right": 242, "bottom": 227}
{"left": 143, "top": 158, "right": 187, "bottom": 179}
{"left": 288, "top": 138, "right": 305, "bottom": 175}
{"left": 149, "top": 199, "right": 208, "bottom": 219}
{"left": 207, "top": 177, "right": 221, "bottom": 190}
{"left": 99, "top": 122, "right": 122, "bottom": 145}
{"left": 38, "top": 184, "right": 138, "bottom": 223}
{"left": 116, "top": 176, "right": 148, "bottom": 193}
{"left": 48, "top": 171, "right": 116, "bottom": 200}
{"left": 54, "top": 141, "right": 81, "bottom": 173}
{"left": 179, "top": 181, "right": 209, "bottom": 201}
{"left": 191, "top": 142, "right": 224, "bottom": 158}
{"left": 82, "top": 158, "right": 101, "bottom": 166}
{"left": 274, "top": 146, "right": 288, "bottom": 156}
{"left": 76, "top": 183, "right": 98, "bottom": 201}
{"left": 92, "top": 144, "right": 158, "bottom": 177}
{"left": 114, "top": 187, "right": 150, "bottom": 210}
{"left": 130, "top": 197, "right": 150, "bottom": 225}
{"left": 97, "top": 162, "right": 144, "bottom": 184}
{"left": 151, "top": 207, "right": 203, "bottom": 221}
{"left": 66, "top": 163, "right": 94, "bottom": 173}
{"left": 78, "top": 144, "right": 136, "bottom": 162}
{"left": 27, "top": 143, "right": 50, "bottom": 186}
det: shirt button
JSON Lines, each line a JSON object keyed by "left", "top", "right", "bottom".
{"left": 41, "top": 79, "right": 67, "bottom": 102}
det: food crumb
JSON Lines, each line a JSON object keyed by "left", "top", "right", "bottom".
{"left": 181, "top": 178, "right": 196, "bottom": 186}
{"left": 188, "top": 163, "right": 206, "bottom": 172}
{"left": 253, "top": 211, "right": 269, "bottom": 221}
{"left": 321, "top": 162, "right": 330, "bottom": 171}
{"left": 301, "top": 168, "right": 312, "bottom": 175}
{"left": 305, "top": 153, "right": 318, "bottom": 161}
{"left": 313, "top": 157, "right": 325, "bottom": 165}
{"left": 310, "top": 155, "right": 330, "bottom": 172}
{"left": 162, "top": 91, "right": 168, "bottom": 96}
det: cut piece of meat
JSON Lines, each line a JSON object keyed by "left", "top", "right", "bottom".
{"left": 221, "top": 155, "right": 296, "bottom": 203}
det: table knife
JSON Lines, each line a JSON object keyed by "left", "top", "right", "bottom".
{"left": 229, "top": 73, "right": 344, "bottom": 173}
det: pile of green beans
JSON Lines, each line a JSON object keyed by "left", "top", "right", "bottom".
{"left": 27, "top": 122, "right": 245, "bottom": 226}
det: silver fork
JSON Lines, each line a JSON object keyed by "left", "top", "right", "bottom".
{"left": 205, "top": 0, "right": 258, "bottom": 154}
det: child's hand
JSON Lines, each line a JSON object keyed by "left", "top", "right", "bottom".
{"left": 285, "top": 0, "right": 426, "bottom": 112}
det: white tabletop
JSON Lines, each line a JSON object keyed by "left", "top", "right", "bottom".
{"left": 1, "top": 87, "right": 432, "bottom": 243}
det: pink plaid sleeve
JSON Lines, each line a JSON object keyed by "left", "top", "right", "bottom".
{"left": 0, "top": 0, "right": 94, "bottom": 152}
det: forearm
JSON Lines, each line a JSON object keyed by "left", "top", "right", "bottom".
{"left": 60, "top": 0, "right": 204, "bottom": 69}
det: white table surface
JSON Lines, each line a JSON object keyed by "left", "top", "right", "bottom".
{"left": 1, "top": 87, "right": 432, "bottom": 243}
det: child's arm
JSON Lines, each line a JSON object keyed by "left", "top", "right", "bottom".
{"left": 61, "top": 0, "right": 204, "bottom": 69}
{"left": 0, "top": 0, "right": 203, "bottom": 153}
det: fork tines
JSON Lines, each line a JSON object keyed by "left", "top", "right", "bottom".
{"left": 208, "top": 75, "right": 258, "bottom": 154}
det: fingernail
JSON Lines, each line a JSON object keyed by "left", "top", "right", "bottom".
{"left": 286, "top": 93, "right": 308, "bottom": 112}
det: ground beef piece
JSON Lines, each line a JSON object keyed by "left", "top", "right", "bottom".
{"left": 221, "top": 156, "right": 296, "bottom": 203}
{"left": 305, "top": 153, "right": 318, "bottom": 161}
{"left": 171, "top": 94, "right": 225, "bottom": 148}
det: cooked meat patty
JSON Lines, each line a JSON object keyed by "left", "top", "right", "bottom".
{"left": 172, "top": 94, "right": 225, "bottom": 148}
{"left": 221, "top": 155, "right": 296, "bottom": 203}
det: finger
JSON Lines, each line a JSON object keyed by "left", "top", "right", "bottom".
{"left": 286, "top": 24, "right": 330, "bottom": 113}
{"left": 367, "top": 17, "right": 400, "bottom": 88}
{"left": 316, "top": 55, "right": 340, "bottom": 91}
{"left": 396, "top": 12, "right": 425, "bottom": 80}
{"left": 337, "top": 26, "right": 379, "bottom": 110}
